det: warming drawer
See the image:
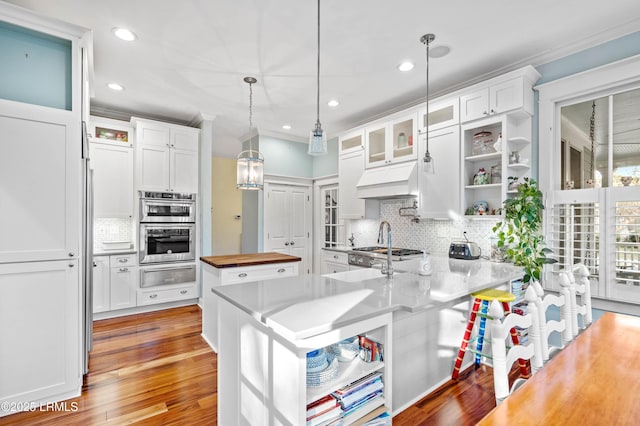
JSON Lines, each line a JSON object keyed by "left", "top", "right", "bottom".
{"left": 140, "top": 264, "right": 196, "bottom": 288}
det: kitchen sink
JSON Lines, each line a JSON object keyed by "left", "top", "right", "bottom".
{"left": 324, "top": 268, "right": 405, "bottom": 283}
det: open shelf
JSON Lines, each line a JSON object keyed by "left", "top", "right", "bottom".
{"left": 465, "top": 183, "right": 502, "bottom": 190}
{"left": 307, "top": 358, "right": 384, "bottom": 404}
{"left": 507, "top": 163, "right": 530, "bottom": 170}
{"left": 465, "top": 152, "right": 501, "bottom": 162}
{"left": 507, "top": 136, "right": 531, "bottom": 151}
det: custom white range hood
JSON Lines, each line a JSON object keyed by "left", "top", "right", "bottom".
{"left": 355, "top": 161, "right": 418, "bottom": 199}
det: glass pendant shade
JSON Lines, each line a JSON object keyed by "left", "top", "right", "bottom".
{"left": 236, "top": 149, "right": 264, "bottom": 190}
{"left": 308, "top": 124, "right": 327, "bottom": 156}
{"left": 423, "top": 155, "right": 435, "bottom": 174}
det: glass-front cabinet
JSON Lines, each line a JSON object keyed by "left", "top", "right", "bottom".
{"left": 365, "top": 112, "right": 417, "bottom": 168}
{"left": 418, "top": 97, "right": 460, "bottom": 133}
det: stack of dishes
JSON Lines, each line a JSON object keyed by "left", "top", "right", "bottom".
{"left": 306, "top": 349, "right": 339, "bottom": 387}
{"left": 328, "top": 336, "right": 360, "bottom": 362}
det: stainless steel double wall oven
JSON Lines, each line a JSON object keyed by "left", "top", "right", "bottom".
{"left": 139, "top": 191, "right": 197, "bottom": 287}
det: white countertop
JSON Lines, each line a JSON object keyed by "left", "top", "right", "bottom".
{"left": 212, "top": 255, "right": 523, "bottom": 342}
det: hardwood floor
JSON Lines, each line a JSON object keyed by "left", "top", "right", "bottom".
{"left": 0, "top": 305, "right": 507, "bottom": 425}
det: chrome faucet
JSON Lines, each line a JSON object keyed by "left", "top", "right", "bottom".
{"left": 377, "top": 221, "right": 393, "bottom": 276}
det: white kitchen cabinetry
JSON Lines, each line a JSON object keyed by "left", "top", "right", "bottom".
{"left": 418, "top": 97, "right": 460, "bottom": 132}
{"left": 0, "top": 260, "right": 80, "bottom": 414}
{"left": 202, "top": 260, "right": 300, "bottom": 352}
{"left": 338, "top": 148, "right": 379, "bottom": 220}
{"left": 93, "top": 254, "right": 137, "bottom": 313}
{"left": 0, "top": 5, "right": 91, "bottom": 415}
{"left": 321, "top": 250, "right": 349, "bottom": 274}
{"left": 90, "top": 142, "right": 134, "bottom": 219}
{"left": 132, "top": 118, "right": 200, "bottom": 193}
{"left": 92, "top": 256, "right": 110, "bottom": 313}
{"left": 264, "top": 183, "right": 311, "bottom": 274}
{"left": 417, "top": 125, "right": 461, "bottom": 218}
{"left": 339, "top": 128, "right": 364, "bottom": 155}
{"left": 0, "top": 109, "right": 80, "bottom": 264}
{"left": 365, "top": 112, "right": 418, "bottom": 168}
{"left": 460, "top": 67, "right": 540, "bottom": 124}
{"left": 110, "top": 254, "right": 137, "bottom": 310}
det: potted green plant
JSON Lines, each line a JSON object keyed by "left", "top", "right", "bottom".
{"left": 493, "top": 177, "right": 556, "bottom": 283}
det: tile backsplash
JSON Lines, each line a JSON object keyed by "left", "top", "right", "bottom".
{"left": 348, "top": 200, "right": 499, "bottom": 256}
{"left": 94, "top": 218, "right": 135, "bottom": 252}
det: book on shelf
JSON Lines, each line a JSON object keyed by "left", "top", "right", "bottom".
{"left": 306, "top": 404, "right": 342, "bottom": 426}
{"left": 307, "top": 394, "right": 338, "bottom": 417}
{"left": 333, "top": 372, "right": 382, "bottom": 397}
{"left": 341, "top": 393, "right": 385, "bottom": 426}
{"left": 337, "top": 379, "right": 384, "bottom": 409}
{"left": 353, "top": 406, "right": 390, "bottom": 426}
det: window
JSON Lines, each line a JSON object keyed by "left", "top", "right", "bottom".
{"left": 541, "top": 76, "right": 640, "bottom": 304}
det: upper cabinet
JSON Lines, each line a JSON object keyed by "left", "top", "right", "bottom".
{"left": 418, "top": 97, "right": 460, "bottom": 133}
{"left": 339, "top": 128, "right": 364, "bottom": 155}
{"left": 89, "top": 117, "right": 134, "bottom": 219}
{"left": 460, "top": 67, "right": 540, "bottom": 123}
{"left": 132, "top": 118, "right": 200, "bottom": 193}
{"left": 417, "top": 125, "right": 461, "bottom": 218}
{"left": 365, "top": 112, "right": 418, "bottom": 168}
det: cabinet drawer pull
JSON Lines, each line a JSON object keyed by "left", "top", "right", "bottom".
{"left": 149, "top": 294, "right": 158, "bottom": 299}
{"left": 69, "top": 263, "right": 75, "bottom": 268}
{"left": 93, "top": 261, "right": 97, "bottom": 267}
{"left": 180, "top": 289, "right": 188, "bottom": 295}
{"left": 277, "top": 268, "right": 286, "bottom": 273}
{"left": 118, "top": 258, "right": 128, "bottom": 263}
{"left": 238, "top": 272, "right": 248, "bottom": 278}
{"left": 69, "top": 252, "right": 75, "bottom": 257}
{"left": 333, "top": 255, "right": 339, "bottom": 259}
{"left": 119, "top": 267, "right": 129, "bottom": 272}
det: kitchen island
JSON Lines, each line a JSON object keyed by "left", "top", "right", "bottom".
{"left": 213, "top": 255, "right": 523, "bottom": 424}
{"left": 200, "top": 252, "right": 301, "bottom": 352}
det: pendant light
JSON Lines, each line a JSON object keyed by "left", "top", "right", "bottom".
{"left": 421, "top": 33, "right": 435, "bottom": 174}
{"left": 237, "top": 76, "right": 264, "bottom": 190}
{"left": 308, "top": 0, "right": 327, "bottom": 156}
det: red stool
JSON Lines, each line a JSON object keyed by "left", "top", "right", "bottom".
{"left": 452, "top": 288, "right": 529, "bottom": 380}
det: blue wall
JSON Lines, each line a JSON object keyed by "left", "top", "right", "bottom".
{"left": 258, "top": 134, "right": 339, "bottom": 179}
{"left": 536, "top": 31, "right": 640, "bottom": 85}
{"left": 0, "top": 20, "right": 72, "bottom": 110}
{"left": 260, "top": 135, "right": 314, "bottom": 178}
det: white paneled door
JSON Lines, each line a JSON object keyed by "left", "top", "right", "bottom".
{"left": 264, "top": 183, "right": 311, "bottom": 275}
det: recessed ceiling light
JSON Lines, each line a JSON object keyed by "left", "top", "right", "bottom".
{"left": 397, "top": 61, "right": 414, "bottom": 72}
{"left": 112, "top": 27, "right": 137, "bottom": 41}
{"left": 107, "top": 82, "right": 124, "bottom": 91}
{"left": 282, "top": 124, "right": 291, "bottom": 130}
{"left": 327, "top": 99, "right": 339, "bottom": 107}
{"left": 429, "top": 45, "right": 451, "bottom": 58}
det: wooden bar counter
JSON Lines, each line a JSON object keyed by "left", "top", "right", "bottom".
{"left": 478, "top": 312, "right": 640, "bottom": 425}
{"left": 200, "top": 252, "right": 301, "bottom": 268}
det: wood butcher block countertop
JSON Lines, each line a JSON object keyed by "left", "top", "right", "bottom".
{"left": 200, "top": 252, "right": 301, "bottom": 268}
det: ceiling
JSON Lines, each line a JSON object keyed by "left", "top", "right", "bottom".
{"left": 5, "top": 0, "right": 640, "bottom": 157}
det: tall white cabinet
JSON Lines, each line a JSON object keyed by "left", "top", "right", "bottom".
{"left": 0, "top": 3, "right": 91, "bottom": 416}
